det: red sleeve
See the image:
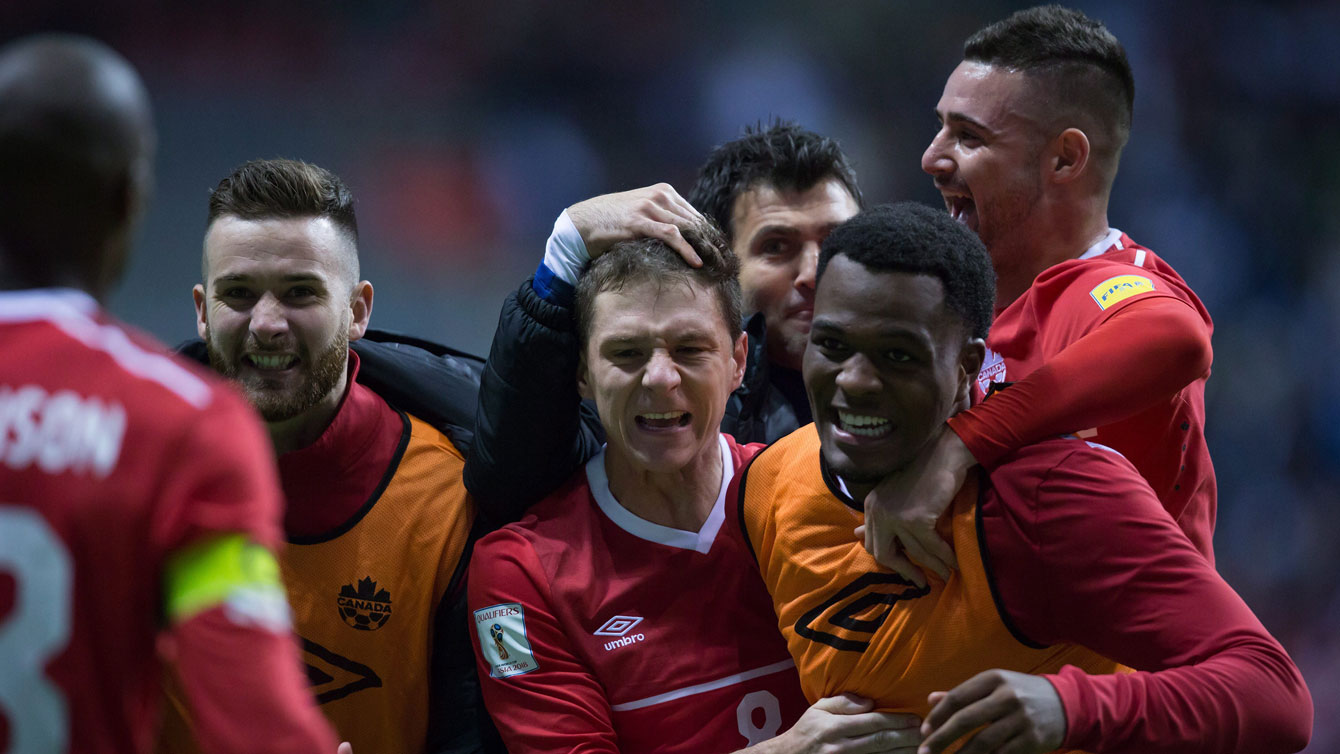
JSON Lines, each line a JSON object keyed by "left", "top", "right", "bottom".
{"left": 467, "top": 529, "right": 620, "bottom": 754}
{"left": 982, "top": 442, "right": 1311, "bottom": 753}
{"left": 167, "top": 607, "right": 337, "bottom": 754}
{"left": 949, "top": 295, "right": 1212, "bottom": 468}
{"left": 150, "top": 388, "right": 284, "bottom": 554}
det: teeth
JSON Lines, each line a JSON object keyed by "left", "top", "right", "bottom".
{"left": 641, "top": 411, "right": 686, "bottom": 421}
{"left": 249, "top": 354, "right": 295, "bottom": 369}
{"left": 838, "top": 412, "right": 891, "bottom": 437}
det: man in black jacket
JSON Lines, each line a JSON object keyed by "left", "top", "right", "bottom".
{"left": 467, "top": 122, "right": 864, "bottom": 522}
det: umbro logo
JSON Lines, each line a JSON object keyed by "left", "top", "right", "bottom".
{"left": 795, "top": 572, "right": 929, "bottom": 652}
{"left": 595, "top": 615, "right": 646, "bottom": 651}
{"left": 594, "top": 615, "right": 642, "bottom": 636}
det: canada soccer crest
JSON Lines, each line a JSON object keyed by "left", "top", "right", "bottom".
{"left": 336, "top": 576, "right": 392, "bottom": 631}
{"left": 977, "top": 347, "right": 1007, "bottom": 397}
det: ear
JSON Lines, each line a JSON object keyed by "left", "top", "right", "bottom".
{"left": 193, "top": 284, "right": 208, "bottom": 340}
{"left": 576, "top": 350, "right": 595, "bottom": 401}
{"left": 956, "top": 337, "right": 986, "bottom": 406}
{"left": 729, "top": 331, "right": 748, "bottom": 392}
{"left": 347, "top": 280, "right": 374, "bottom": 341}
{"left": 1049, "top": 128, "right": 1090, "bottom": 185}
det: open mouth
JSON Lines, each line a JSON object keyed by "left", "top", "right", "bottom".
{"left": 945, "top": 195, "right": 975, "bottom": 227}
{"left": 245, "top": 353, "right": 298, "bottom": 371}
{"left": 836, "top": 411, "right": 893, "bottom": 439}
{"left": 635, "top": 411, "right": 691, "bottom": 431}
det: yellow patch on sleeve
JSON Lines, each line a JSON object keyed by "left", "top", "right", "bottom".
{"left": 1089, "top": 274, "right": 1156, "bottom": 310}
{"left": 164, "top": 533, "right": 291, "bottom": 631}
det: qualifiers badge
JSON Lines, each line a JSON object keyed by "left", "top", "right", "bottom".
{"left": 1089, "top": 274, "right": 1155, "bottom": 310}
{"left": 474, "top": 602, "right": 539, "bottom": 678}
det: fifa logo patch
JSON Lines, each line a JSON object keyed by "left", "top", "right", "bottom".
{"left": 1089, "top": 274, "right": 1155, "bottom": 310}
{"left": 474, "top": 603, "right": 539, "bottom": 678}
{"left": 337, "top": 577, "right": 392, "bottom": 631}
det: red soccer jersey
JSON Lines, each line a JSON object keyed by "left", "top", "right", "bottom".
{"left": 962, "top": 230, "right": 1216, "bottom": 558}
{"left": 0, "top": 289, "right": 330, "bottom": 754}
{"left": 468, "top": 434, "right": 809, "bottom": 754}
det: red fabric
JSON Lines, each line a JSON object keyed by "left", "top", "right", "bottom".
{"left": 279, "top": 350, "right": 403, "bottom": 539}
{"left": 979, "top": 437, "right": 1311, "bottom": 753}
{"left": 468, "top": 435, "right": 809, "bottom": 754}
{"left": 949, "top": 234, "right": 1217, "bottom": 560}
{"left": 167, "top": 608, "right": 338, "bottom": 754}
{"left": 0, "top": 290, "right": 329, "bottom": 753}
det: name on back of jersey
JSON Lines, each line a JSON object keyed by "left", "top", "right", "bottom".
{"left": 0, "top": 384, "right": 125, "bottom": 477}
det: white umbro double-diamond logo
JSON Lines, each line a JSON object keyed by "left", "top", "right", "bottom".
{"left": 594, "top": 615, "right": 643, "bottom": 636}
{"left": 596, "top": 615, "right": 646, "bottom": 651}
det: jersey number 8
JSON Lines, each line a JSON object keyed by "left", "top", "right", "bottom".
{"left": 0, "top": 507, "right": 72, "bottom": 751}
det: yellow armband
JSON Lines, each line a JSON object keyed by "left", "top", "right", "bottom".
{"left": 164, "top": 533, "right": 292, "bottom": 632}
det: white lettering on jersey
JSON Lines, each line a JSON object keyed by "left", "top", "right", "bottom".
{"left": 0, "top": 385, "right": 125, "bottom": 478}
{"left": 474, "top": 602, "right": 539, "bottom": 678}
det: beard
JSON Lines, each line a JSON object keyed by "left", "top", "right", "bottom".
{"left": 205, "top": 327, "right": 349, "bottom": 423}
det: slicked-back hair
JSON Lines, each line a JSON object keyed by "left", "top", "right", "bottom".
{"left": 576, "top": 220, "right": 743, "bottom": 348}
{"left": 818, "top": 203, "right": 995, "bottom": 341}
{"left": 208, "top": 158, "right": 358, "bottom": 241}
{"left": 965, "top": 5, "right": 1134, "bottom": 159}
{"left": 689, "top": 120, "right": 863, "bottom": 241}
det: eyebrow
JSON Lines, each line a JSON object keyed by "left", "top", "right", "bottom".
{"left": 810, "top": 318, "right": 930, "bottom": 342}
{"left": 213, "top": 273, "right": 325, "bottom": 284}
{"left": 938, "top": 109, "right": 996, "bottom": 136}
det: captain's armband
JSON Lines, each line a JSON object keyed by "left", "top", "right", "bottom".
{"left": 164, "top": 533, "right": 292, "bottom": 632}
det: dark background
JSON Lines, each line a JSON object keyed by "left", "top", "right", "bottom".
{"left": 6, "top": 0, "right": 1336, "bottom": 747}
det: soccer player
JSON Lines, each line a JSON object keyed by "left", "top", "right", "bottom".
{"left": 160, "top": 159, "right": 488, "bottom": 754}
{"left": 733, "top": 202, "right": 1310, "bottom": 752}
{"left": 0, "top": 35, "right": 335, "bottom": 753}
{"left": 467, "top": 218, "right": 920, "bottom": 753}
{"left": 468, "top": 122, "right": 863, "bottom": 520}
{"left": 864, "top": 4, "right": 1218, "bottom": 585}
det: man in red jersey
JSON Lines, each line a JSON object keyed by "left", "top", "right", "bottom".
{"left": 467, "top": 210, "right": 920, "bottom": 753}
{"left": 862, "top": 5, "right": 1218, "bottom": 584}
{"left": 0, "top": 35, "right": 334, "bottom": 754}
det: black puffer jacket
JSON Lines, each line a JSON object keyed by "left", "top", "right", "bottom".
{"left": 464, "top": 277, "right": 810, "bottom": 525}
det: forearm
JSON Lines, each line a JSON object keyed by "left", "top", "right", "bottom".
{"left": 950, "top": 297, "right": 1211, "bottom": 467}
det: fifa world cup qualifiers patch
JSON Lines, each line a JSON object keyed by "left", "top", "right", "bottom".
{"left": 1090, "top": 274, "right": 1156, "bottom": 310}
{"left": 474, "top": 602, "right": 539, "bottom": 678}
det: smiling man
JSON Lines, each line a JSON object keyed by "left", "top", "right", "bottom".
{"left": 467, "top": 221, "right": 920, "bottom": 753}
{"left": 734, "top": 202, "right": 1309, "bottom": 753}
{"left": 163, "top": 158, "right": 487, "bottom": 754}
{"left": 861, "top": 5, "right": 1217, "bottom": 589}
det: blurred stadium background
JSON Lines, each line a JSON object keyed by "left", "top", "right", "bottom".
{"left": 5, "top": 0, "right": 1337, "bottom": 748}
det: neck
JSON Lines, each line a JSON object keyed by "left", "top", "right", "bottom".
{"left": 604, "top": 437, "right": 724, "bottom": 531}
{"left": 266, "top": 370, "right": 349, "bottom": 455}
{"left": 994, "top": 199, "right": 1111, "bottom": 310}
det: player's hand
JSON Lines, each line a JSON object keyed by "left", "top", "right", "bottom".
{"left": 747, "top": 694, "right": 921, "bottom": 753}
{"left": 855, "top": 425, "right": 973, "bottom": 588}
{"left": 566, "top": 184, "right": 705, "bottom": 265}
{"left": 336, "top": 744, "right": 352, "bottom": 754}
{"left": 918, "top": 670, "right": 1065, "bottom": 754}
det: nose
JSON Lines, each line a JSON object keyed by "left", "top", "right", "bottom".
{"left": 795, "top": 242, "right": 820, "bottom": 292}
{"left": 249, "top": 292, "right": 290, "bottom": 342}
{"left": 921, "top": 129, "right": 953, "bottom": 177}
{"left": 834, "top": 353, "right": 881, "bottom": 397}
{"left": 642, "top": 349, "right": 681, "bottom": 393}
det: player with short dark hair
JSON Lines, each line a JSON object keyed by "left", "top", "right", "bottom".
{"left": 468, "top": 212, "right": 922, "bottom": 753}
{"left": 863, "top": 4, "right": 1218, "bottom": 587}
{"left": 161, "top": 157, "right": 490, "bottom": 754}
{"left": 734, "top": 201, "right": 1310, "bottom": 753}
{"left": 0, "top": 34, "right": 335, "bottom": 754}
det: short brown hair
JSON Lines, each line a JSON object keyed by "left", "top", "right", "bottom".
{"left": 208, "top": 158, "right": 358, "bottom": 240}
{"left": 576, "top": 221, "right": 742, "bottom": 347}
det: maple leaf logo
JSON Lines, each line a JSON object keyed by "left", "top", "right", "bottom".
{"left": 336, "top": 576, "right": 393, "bottom": 631}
